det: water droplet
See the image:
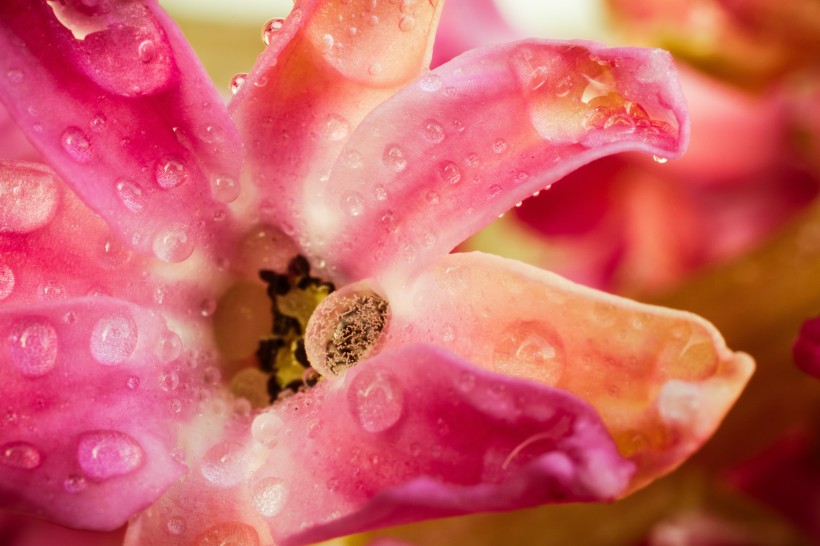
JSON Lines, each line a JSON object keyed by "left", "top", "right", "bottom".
{"left": 341, "top": 192, "right": 365, "bottom": 216}
{"left": 160, "top": 369, "right": 180, "bottom": 392}
{"left": 7, "top": 318, "right": 58, "bottom": 377}
{"left": 89, "top": 311, "right": 138, "bottom": 365}
{"left": 603, "top": 113, "right": 635, "bottom": 133}
{"left": 489, "top": 184, "right": 503, "bottom": 198}
{"left": 321, "top": 33, "right": 335, "bottom": 54}
{"left": 322, "top": 113, "right": 350, "bottom": 142}
{"left": 230, "top": 73, "right": 247, "bottom": 95}
{"left": 166, "top": 516, "right": 186, "bottom": 535}
{"left": 127, "top": 375, "right": 140, "bottom": 390}
{"left": 465, "top": 152, "right": 480, "bottom": 167}
{"left": 152, "top": 223, "right": 194, "bottom": 262}
{"left": 419, "top": 72, "right": 442, "bottom": 92}
{"left": 1, "top": 442, "right": 42, "bottom": 469}
{"left": 60, "top": 127, "right": 94, "bottom": 163}
{"left": 425, "top": 190, "right": 440, "bottom": 204}
{"left": 653, "top": 155, "right": 668, "bottom": 164}
{"left": 492, "top": 139, "right": 508, "bottom": 154}
{"left": 422, "top": 119, "right": 445, "bottom": 143}
{"left": 345, "top": 150, "right": 364, "bottom": 169}
{"left": 89, "top": 113, "right": 107, "bottom": 133}
{"left": 77, "top": 430, "right": 144, "bottom": 480}
{"left": 154, "top": 158, "right": 188, "bottom": 189}
{"left": 262, "top": 17, "right": 285, "bottom": 45}
{"left": 374, "top": 184, "right": 388, "bottom": 201}
{"left": 6, "top": 68, "right": 23, "bottom": 84}
{"left": 493, "top": 322, "right": 564, "bottom": 384}
{"left": 251, "top": 411, "right": 284, "bottom": 447}
{"left": 368, "top": 62, "right": 382, "bottom": 76}
{"left": 209, "top": 174, "right": 240, "bottom": 203}
{"left": 199, "top": 298, "right": 217, "bottom": 318}
{"left": 0, "top": 263, "right": 14, "bottom": 300}
{"left": 348, "top": 368, "right": 404, "bottom": 433}
{"left": 63, "top": 474, "right": 87, "bottom": 493}
{"left": 382, "top": 144, "right": 407, "bottom": 172}
{"left": 37, "top": 280, "right": 66, "bottom": 301}
{"left": 252, "top": 477, "right": 288, "bottom": 517}
{"left": 437, "top": 161, "right": 462, "bottom": 185}
{"left": 555, "top": 76, "right": 573, "bottom": 97}
{"left": 138, "top": 39, "right": 156, "bottom": 63}
{"left": 201, "top": 441, "right": 247, "bottom": 487}
{"left": 115, "top": 179, "right": 146, "bottom": 213}
{"left": 398, "top": 15, "right": 415, "bottom": 31}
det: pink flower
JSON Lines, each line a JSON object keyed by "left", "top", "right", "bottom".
{"left": 0, "top": 1, "right": 752, "bottom": 545}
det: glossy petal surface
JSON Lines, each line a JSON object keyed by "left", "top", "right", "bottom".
{"left": 0, "top": 0, "right": 242, "bottom": 262}
{"left": 313, "top": 40, "right": 688, "bottom": 283}
{"left": 126, "top": 344, "right": 633, "bottom": 546}
{"left": 0, "top": 298, "right": 198, "bottom": 530}
{"left": 376, "top": 252, "right": 753, "bottom": 490}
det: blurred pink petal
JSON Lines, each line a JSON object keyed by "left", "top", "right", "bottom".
{"left": 0, "top": 512, "right": 123, "bottom": 546}
{"left": 431, "top": 0, "right": 517, "bottom": 68}
{"left": 793, "top": 315, "right": 820, "bottom": 379}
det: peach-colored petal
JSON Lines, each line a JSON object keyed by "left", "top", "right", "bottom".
{"left": 0, "top": 0, "right": 242, "bottom": 263}
{"left": 313, "top": 40, "right": 688, "bottom": 283}
{"left": 377, "top": 252, "right": 753, "bottom": 491}
{"left": 125, "top": 344, "right": 633, "bottom": 546}
{"left": 229, "top": 0, "right": 443, "bottom": 263}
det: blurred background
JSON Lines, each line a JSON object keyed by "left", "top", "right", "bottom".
{"left": 157, "top": 1, "right": 820, "bottom": 544}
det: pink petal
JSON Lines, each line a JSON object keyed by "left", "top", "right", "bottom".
{"left": 0, "top": 0, "right": 241, "bottom": 262}
{"left": 230, "top": 0, "right": 443, "bottom": 258}
{"left": 0, "top": 297, "right": 204, "bottom": 530}
{"left": 375, "top": 252, "right": 753, "bottom": 491}
{"left": 793, "top": 315, "right": 820, "bottom": 379}
{"left": 0, "top": 512, "right": 124, "bottom": 546}
{"left": 126, "top": 344, "right": 633, "bottom": 546}
{"left": 313, "top": 40, "right": 689, "bottom": 283}
{"left": 431, "top": 0, "right": 518, "bottom": 68}
{"left": 0, "top": 103, "right": 40, "bottom": 162}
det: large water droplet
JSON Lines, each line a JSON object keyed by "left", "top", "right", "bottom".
{"left": 419, "top": 72, "right": 442, "bottom": 92}
{"left": 230, "top": 73, "right": 247, "bottom": 95}
{"left": 201, "top": 441, "right": 247, "bottom": 487}
{"left": 252, "top": 477, "right": 287, "bottom": 517}
{"left": 382, "top": 144, "right": 407, "bottom": 173}
{"left": 262, "top": 17, "right": 285, "bottom": 45}
{"left": 138, "top": 39, "right": 156, "bottom": 63}
{"left": 152, "top": 223, "right": 194, "bottom": 262}
{"left": 422, "top": 119, "right": 445, "bottom": 143}
{"left": 154, "top": 158, "right": 188, "bottom": 189}
{"left": 77, "top": 430, "right": 144, "bottom": 480}
{"left": 1, "top": 442, "right": 42, "bottom": 469}
{"left": 0, "top": 263, "right": 15, "bottom": 300}
{"left": 7, "top": 318, "right": 58, "bottom": 377}
{"left": 89, "top": 311, "right": 138, "bottom": 365}
{"left": 0, "top": 166, "right": 59, "bottom": 233}
{"left": 155, "top": 330, "right": 182, "bottom": 363}
{"left": 115, "top": 179, "right": 146, "bottom": 213}
{"left": 348, "top": 368, "right": 404, "bottom": 433}
{"left": 61, "top": 127, "right": 94, "bottom": 163}
{"left": 251, "top": 411, "right": 284, "bottom": 448}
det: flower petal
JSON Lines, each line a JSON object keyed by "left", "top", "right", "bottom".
{"left": 125, "top": 344, "right": 633, "bottom": 546}
{"left": 0, "top": 0, "right": 241, "bottom": 262}
{"left": 0, "top": 297, "right": 202, "bottom": 530}
{"left": 377, "top": 252, "right": 753, "bottom": 491}
{"left": 431, "top": 0, "right": 518, "bottom": 68}
{"left": 793, "top": 315, "right": 820, "bottom": 379}
{"left": 230, "top": 0, "right": 443, "bottom": 253}
{"left": 311, "top": 39, "right": 689, "bottom": 283}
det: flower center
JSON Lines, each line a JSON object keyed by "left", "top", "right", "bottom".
{"left": 256, "top": 255, "right": 335, "bottom": 401}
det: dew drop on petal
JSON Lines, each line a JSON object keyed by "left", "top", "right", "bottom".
{"left": 211, "top": 175, "right": 240, "bottom": 203}
{"left": 115, "top": 179, "right": 146, "bottom": 213}
{"left": 348, "top": 368, "right": 404, "bottom": 433}
{"left": 7, "top": 319, "right": 58, "bottom": 377}
{"left": 201, "top": 441, "right": 247, "bottom": 487}
{"left": 419, "top": 72, "right": 442, "bottom": 92}
{"left": 0, "top": 167, "right": 58, "bottom": 233}
{"left": 437, "top": 161, "right": 462, "bottom": 185}
{"left": 60, "top": 127, "right": 94, "bottom": 163}
{"left": 252, "top": 477, "right": 287, "bottom": 517}
{"left": 76, "top": 430, "right": 144, "bottom": 480}
{"left": 127, "top": 375, "right": 140, "bottom": 390}
{"left": 398, "top": 15, "right": 415, "bottom": 31}
{"left": 152, "top": 224, "right": 194, "bottom": 263}
{"left": 653, "top": 155, "right": 668, "bottom": 164}
{"left": 489, "top": 184, "right": 503, "bottom": 198}
{"left": 89, "top": 311, "right": 138, "bottom": 365}
{"left": 230, "top": 73, "right": 247, "bottom": 95}
{"left": 89, "top": 113, "right": 107, "bottom": 133}
{"left": 160, "top": 369, "right": 180, "bottom": 392}
{"left": 6, "top": 68, "right": 23, "bottom": 84}
{"left": 382, "top": 144, "right": 407, "bottom": 172}
{"left": 492, "top": 139, "right": 508, "bottom": 154}
{"left": 492, "top": 322, "right": 564, "bottom": 385}
{"left": 251, "top": 411, "right": 284, "bottom": 448}
{"left": 0, "top": 263, "right": 15, "bottom": 300}
{"left": 63, "top": 474, "right": 87, "bottom": 493}
{"left": 167, "top": 516, "right": 186, "bottom": 535}
{"left": 154, "top": 158, "right": 188, "bottom": 189}
{"left": 422, "top": 119, "right": 445, "bottom": 143}
{"left": 262, "top": 18, "right": 285, "bottom": 45}
{"left": 1, "top": 442, "right": 42, "bottom": 469}
{"left": 341, "top": 192, "right": 365, "bottom": 217}
{"left": 137, "top": 39, "right": 156, "bottom": 63}
{"left": 322, "top": 113, "right": 350, "bottom": 142}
